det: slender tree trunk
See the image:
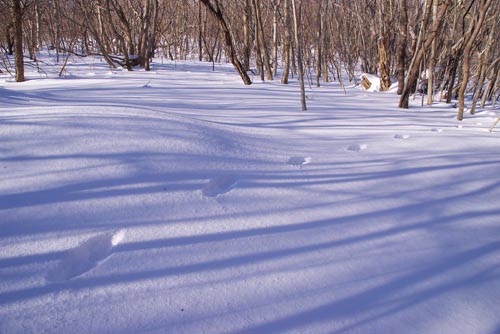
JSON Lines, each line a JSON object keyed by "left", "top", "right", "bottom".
{"left": 243, "top": 0, "right": 252, "bottom": 71}
{"left": 198, "top": 2, "right": 203, "bottom": 61}
{"left": 281, "top": 0, "right": 291, "bottom": 84}
{"left": 315, "top": 0, "right": 323, "bottom": 87}
{"left": 12, "top": 0, "right": 24, "bottom": 82}
{"left": 379, "top": 36, "right": 391, "bottom": 91}
{"left": 53, "top": 0, "right": 62, "bottom": 62}
{"left": 396, "top": 0, "right": 407, "bottom": 95}
{"left": 34, "top": 0, "right": 41, "bottom": 52}
{"left": 145, "top": 0, "right": 159, "bottom": 71}
{"left": 253, "top": 0, "right": 273, "bottom": 80}
{"left": 272, "top": 1, "right": 279, "bottom": 77}
{"left": 427, "top": 0, "right": 438, "bottom": 104}
{"left": 291, "top": 0, "right": 306, "bottom": 111}
{"left": 378, "top": 1, "right": 391, "bottom": 91}
{"left": 321, "top": 0, "right": 329, "bottom": 83}
{"left": 254, "top": 17, "right": 265, "bottom": 81}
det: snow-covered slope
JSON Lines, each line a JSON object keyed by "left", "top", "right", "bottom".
{"left": 1, "top": 60, "right": 499, "bottom": 334}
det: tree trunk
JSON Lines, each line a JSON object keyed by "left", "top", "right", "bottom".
{"left": 281, "top": 0, "right": 291, "bottom": 84}
{"left": 396, "top": 0, "right": 407, "bottom": 95}
{"left": 242, "top": 0, "right": 252, "bottom": 71}
{"left": 291, "top": 0, "right": 306, "bottom": 111}
{"left": 427, "top": 0, "right": 438, "bottom": 104}
{"left": 253, "top": 0, "right": 273, "bottom": 80}
{"left": 315, "top": 0, "right": 323, "bottom": 87}
{"left": 445, "top": 52, "right": 460, "bottom": 104}
{"left": 12, "top": 0, "right": 24, "bottom": 82}
{"left": 321, "top": 0, "right": 329, "bottom": 83}
{"left": 198, "top": 2, "right": 204, "bottom": 61}
{"left": 379, "top": 36, "right": 391, "bottom": 91}
{"left": 272, "top": 1, "right": 279, "bottom": 77}
{"left": 377, "top": 1, "right": 391, "bottom": 91}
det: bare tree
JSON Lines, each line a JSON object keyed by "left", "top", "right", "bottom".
{"left": 199, "top": 0, "right": 252, "bottom": 85}
{"left": 399, "top": 0, "right": 451, "bottom": 109}
{"left": 457, "top": 0, "right": 494, "bottom": 120}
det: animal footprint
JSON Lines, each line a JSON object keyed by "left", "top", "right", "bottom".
{"left": 287, "top": 156, "right": 312, "bottom": 166}
{"left": 46, "top": 230, "right": 125, "bottom": 282}
{"left": 393, "top": 134, "right": 410, "bottom": 140}
{"left": 346, "top": 143, "right": 367, "bottom": 152}
{"left": 431, "top": 128, "right": 443, "bottom": 133}
{"left": 202, "top": 175, "right": 238, "bottom": 197}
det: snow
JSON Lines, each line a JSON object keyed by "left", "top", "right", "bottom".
{"left": 1, "top": 58, "right": 500, "bottom": 334}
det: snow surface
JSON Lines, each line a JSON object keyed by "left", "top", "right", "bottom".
{"left": 1, "top": 58, "right": 500, "bottom": 334}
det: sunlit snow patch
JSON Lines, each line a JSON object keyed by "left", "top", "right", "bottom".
{"left": 287, "top": 156, "right": 312, "bottom": 166}
{"left": 46, "top": 230, "right": 126, "bottom": 282}
{"left": 346, "top": 143, "right": 368, "bottom": 152}
{"left": 202, "top": 175, "right": 238, "bottom": 197}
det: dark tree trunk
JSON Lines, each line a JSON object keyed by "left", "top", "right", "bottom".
{"left": 396, "top": 0, "right": 408, "bottom": 95}
{"left": 12, "top": 0, "right": 24, "bottom": 82}
{"left": 5, "top": 23, "right": 14, "bottom": 55}
{"left": 291, "top": 0, "right": 306, "bottom": 111}
{"left": 281, "top": 0, "right": 291, "bottom": 84}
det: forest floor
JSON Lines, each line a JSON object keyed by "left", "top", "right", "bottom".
{"left": 1, "top": 57, "right": 500, "bottom": 334}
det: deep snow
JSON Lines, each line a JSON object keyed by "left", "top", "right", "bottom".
{"left": 1, "top": 58, "right": 500, "bottom": 334}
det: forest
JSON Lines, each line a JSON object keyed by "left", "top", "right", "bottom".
{"left": 2, "top": 2, "right": 500, "bottom": 333}
{"left": 1, "top": 0, "right": 499, "bottom": 119}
